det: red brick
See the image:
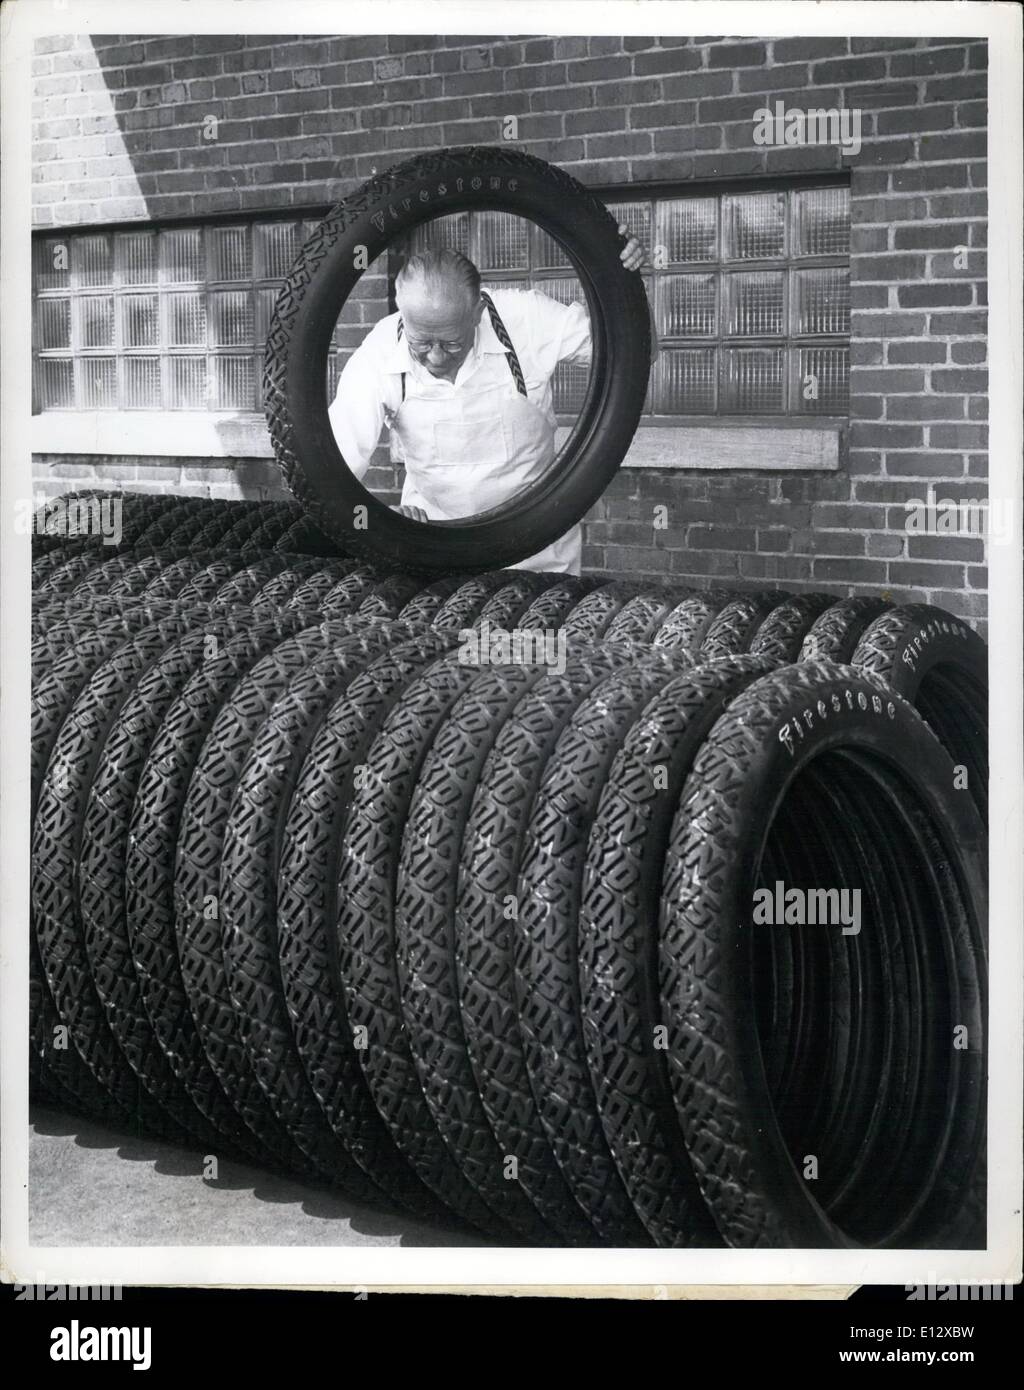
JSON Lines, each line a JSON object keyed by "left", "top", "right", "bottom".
{"left": 886, "top": 342, "right": 947, "bottom": 365}
{"left": 898, "top": 283, "right": 973, "bottom": 309}
{"left": 792, "top": 529, "right": 866, "bottom": 556}
{"left": 884, "top": 452, "right": 966, "bottom": 477}
{"left": 888, "top": 561, "right": 966, "bottom": 587}
{"left": 630, "top": 101, "right": 695, "bottom": 128}
{"left": 811, "top": 558, "right": 880, "bottom": 583}
{"left": 928, "top": 311, "right": 987, "bottom": 335}
{"left": 663, "top": 71, "right": 732, "bottom": 99}
{"left": 856, "top": 253, "right": 927, "bottom": 281}
{"left": 927, "top": 425, "right": 987, "bottom": 449}
{"left": 707, "top": 42, "right": 767, "bottom": 67}
{"left": 877, "top": 105, "right": 955, "bottom": 136}
{"left": 887, "top": 397, "right": 966, "bottom": 421}
{"left": 890, "top": 48, "right": 967, "bottom": 77}
{"left": 950, "top": 342, "right": 987, "bottom": 365}
{"left": 852, "top": 195, "right": 929, "bottom": 223}
{"left": 687, "top": 526, "right": 757, "bottom": 550}
{"left": 891, "top": 164, "right": 970, "bottom": 192}
{"left": 633, "top": 49, "right": 702, "bottom": 76}
{"left": 931, "top": 368, "right": 986, "bottom": 393}
{"left": 567, "top": 56, "right": 633, "bottom": 83}
{"left": 811, "top": 56, "right": 888, "bottom": 83}
{"left": 856, "top": 424, "right": 926, "bottom": 448}
{"left": 771, "top": 37, "right": 849, "bottom": 63}
{"left": 907, "top": 535, "right": 985, "bottom": 562}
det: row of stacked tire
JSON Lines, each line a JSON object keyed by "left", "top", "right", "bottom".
{"left": 31, "top": 494, "right": 988, "bottom": 1248}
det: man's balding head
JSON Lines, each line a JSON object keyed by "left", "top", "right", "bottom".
{"left": 395, "top": 249, "right": 485, "bottom": 381}
{"left": 395, "top": 248, "right": 481, "bottom": 314}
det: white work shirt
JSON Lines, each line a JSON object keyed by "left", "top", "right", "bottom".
{"left": 328, "top": 288, "right": 592, "bottom": 573}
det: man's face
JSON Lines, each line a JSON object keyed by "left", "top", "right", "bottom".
{"left": 399, "top": 287, "right": 483, "bottom": 381}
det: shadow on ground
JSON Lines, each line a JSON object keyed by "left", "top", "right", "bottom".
{"left": 30, "top": 1104, "right": 490, "bottom": 1248}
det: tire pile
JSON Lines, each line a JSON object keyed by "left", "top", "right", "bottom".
{"left": 31, "top": 494, "right": 988, "bottom": 1248}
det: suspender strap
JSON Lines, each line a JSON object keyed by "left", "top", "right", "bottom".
{"left": 395, "top": 291, "right": 528, "bottom": 402}
{"left": 479, "top": 291, "right": 528, "bottom": 396}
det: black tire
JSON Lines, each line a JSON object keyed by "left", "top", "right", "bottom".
{"left": 283, "top": 562, "right": 357, "bottom": 610}
{"left": 317, "top": 565, "right": 386, "bottom": 614}
{"left": 603, "top": 590, "right": 685, "bottom": 645}
{"left": 175, "top": 554, "right": 253, "bottom": 604}
{"left": 578, "top": 656, "right": 777, "bottom": 1247}
{"left": 140, "top": 552, "right": 224, "bottom": 602}
{"left": 264, "top": 145, "right": 651, "bottom": 573}
{"left": 276, "top": 630, "right": 466, "bottom": 1224}
{"left": 799, "top": 596, "right": 890, "bottom": 663}
{"left": 123, "top": 614, "right": 324, "bottom": 1157}
{"left": 211, "top": 554, "right": 294, "bottom": 606}
{"left": 64, "top": 552, "right": 164, "bottom": 602}
{"left": 134, "top": 499, "right": 214, "bottom": 549}
{"left": 335, "top": 649, "right": 528, "bottom": 1238}
{"left": 395, "top": 575, "right": 468, "bottom": 625}
{"left": 658, "top": 662, "right": 987, "bottom": 1248}
{"left": 218, "top": 508, "right": 283, "bottom": 552}
{"left": 173, "top": 619, "right": 401, "bottom": 1180}
{"left": 652, "top": 589, "right": 736, "bottom": 654}
{"left": 78, "top": 615, "right": 265, "bottom": 1156}
{"left": 248, "top": 556, "right": 326, "bottom": 610}
{"left": 35, "top": 551, "right": 110, "bottom": 598}
{"left": 515, "top": 576, "right": 597, "bottom": 632}
{"left": 429, "top": 571, "right": 526, "bottom": 632}
{"left": 171, "top": 625, "right": 339, "bottom": 1178}
{"left": 748, "top": 594, "right": 835, "bottom": 665}
{"left": 218, "top": 635, "right": 402, "bottom": 1195}
{"left": 32, "top": 593, "right": 166, "bottom": 644}
{"left": 851, "top": 604, "right": 987, "bottom": 823}
{"left": 395, "top": 661, "right": 569, "bottom": 1244}
{"left": 454, "top": 645, "right": 641, "bottom": 1242}
{"left": 33, "top": 614, "right": 211, "bottom": 1140}
{"left": 471, "top": 572, "right": 559, "bottom": 631}
{"left": 275, "top": 515, "right": 347, "bottom": 558}
{"left": 356, "top": 572, "right": 430, "bottom": 620}
{"left": 190, "top": 502, "right": 262, "bottom": 551}
{"left": 241, "top": 503, "right": 300, "bottom": 553}
{"left": 33, "top": 548, "right": 81, "bottom": 585}
{"left": 106, "top": 551, "right": 188, "bottom": 599}
{"left": 560, "top": 581, "right": 641, "bottom": 641}
{"left": 513, "top": 655, "right": 696, "bottom": 1245}
{"left": 32, "top": 605, "right": 196, "bottom": 812}
{"left": 699, "top": 591, "right": 782, "bottom": 660}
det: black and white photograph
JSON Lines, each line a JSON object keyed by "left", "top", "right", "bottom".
{"left": 1, "top": 0, "right": 1021, "bottom": 1325}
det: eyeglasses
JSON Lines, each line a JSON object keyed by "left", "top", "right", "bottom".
{"left": 405, "top": 336, "right": 471, "bottom": 358}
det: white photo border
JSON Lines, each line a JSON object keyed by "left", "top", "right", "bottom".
{"left": 2, "top": 0, "right": 1021, "bottom": 1292}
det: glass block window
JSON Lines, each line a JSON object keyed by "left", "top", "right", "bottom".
{"left": 31, "top": 217, "right": 331, "bottom": 411}
{"left": 402, "top": 181, "right": 849, "bottom": 417}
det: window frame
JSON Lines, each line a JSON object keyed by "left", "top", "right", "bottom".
{"left": 391, "top": 171, "right": 851, "bottom": 426}
{"left": 31, "top": 208, "right": 333, "bottom": 415}
{"left": 30, "top": 172, "right": 850, "bottom": 431}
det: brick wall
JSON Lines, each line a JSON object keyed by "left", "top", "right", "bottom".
{"left": 31, "top": 33, "right": 988, "bottom": 627}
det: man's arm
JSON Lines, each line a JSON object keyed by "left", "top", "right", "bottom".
{"left": 536, "top": 289, "right": 660, "bottom": 369}
{"left": 327, "top": 332, "right": 389, "bottom": 480}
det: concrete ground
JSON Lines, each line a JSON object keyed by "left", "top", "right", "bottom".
{"left": 29, "top": 1103, "right": 486, "bottom": 1247}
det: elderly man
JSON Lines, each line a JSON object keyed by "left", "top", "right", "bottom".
{"left": 328, "top": 227, "right": 647, "bottom": 574}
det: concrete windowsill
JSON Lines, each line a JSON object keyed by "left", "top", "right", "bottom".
{"left": 33, "top": 412, "right": 842, "bottom": 473}
{"left": 32, "top": 411, "right": 277, "bottom": 459}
